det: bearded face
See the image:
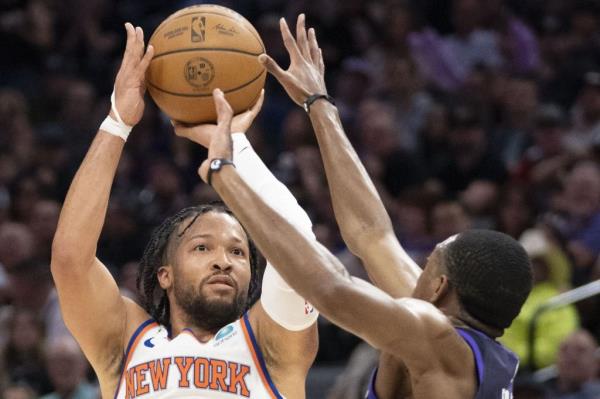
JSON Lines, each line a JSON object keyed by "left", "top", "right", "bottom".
{"left": 173, "top": 267, "right": 249, "bottom": 332}
{"left": 159, "top": 211, "right": 253, "bottom": 333}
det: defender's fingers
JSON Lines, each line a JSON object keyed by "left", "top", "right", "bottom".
{"left": 280, "top": 18, "right": 302, "bottom": 62}
{"left": 296, "top": 14, "right": 311, "bottom": 60}
{"left": 308, "top": 28, "right": 320, "bottom": 66}
{"left": 258, "top": 54, "right": 287, "bottom": 81}
{"left": 318, "top": 48, "right": 325, "bottom": 76}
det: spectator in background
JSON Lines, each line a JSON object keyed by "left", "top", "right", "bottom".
{"left": 0, "top": 309, "right": 52, "bottom": 395}
{"left": 545, "top": 161, "right": 600, "bottom": 280}
{"left": 501, "top": 228, "right": 579, "bottom": 370}
{"left": 357, "top": 98, "right": 427, "bottom": 197}
{"left": 41, "top": 336, "right": 97, "bottom": 399}
{"left": 435, "top": 104, "right": 507, "bottom": 195}
{"left": 27, "top": 199, "right": 60, "bottom": 262}
{"left": 545, "top": 329, "right": 600, "bottom": 398}
{"left": 1, "top": 382, "right": 38, "bottom": 399}
{"left": 568, "top": 71, "right": 600, "bottom": 153}
{"left": 492, "top": 74, "right": 538, "bottom": 168}
{"left": 430, "top": 200, "right": 472, "bottom": 242}
{"left": 0, "top": 223, "right": 34, "bottom": 274}
{"left": 495, "top": 183, "right": 536, "bottom": 239}
{"left": 514, "top": 103, "right": 573, "bottom": 209}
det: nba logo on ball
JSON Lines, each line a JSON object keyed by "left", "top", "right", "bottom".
{"left": 191, "top": 16, "right": 206, "bottom": 42}
{"left": 184, "top": 57, "right": 215, "bottom": 89}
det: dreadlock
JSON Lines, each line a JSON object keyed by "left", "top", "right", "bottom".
{"left": 136, "top": 202, "right": 262, "bottom": 329}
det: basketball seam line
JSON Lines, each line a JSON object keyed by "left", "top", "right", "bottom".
{"left": 152, "top": 47, "right": 264, "bottom": 60}
{"left": 147, "top": 68, "right": 266, "bottom": 97}
{"left": 150, "top": 11, "right": 265, "bottom": 53}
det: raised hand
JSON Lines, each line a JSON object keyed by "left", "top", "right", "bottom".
{"left": 198, "top": 89, "right": 234, "bottom": 183}
{"left": 172, "top": 89, "right": 264, "bottom": 148}
{"left": 258, "top": 14, "right": 326, "bottom": 106}
{"left": 112, "top": 23, "right": 154, "bottom": 126}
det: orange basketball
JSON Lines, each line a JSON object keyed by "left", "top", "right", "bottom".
{"left": 146, "top": 5, "right": 266, "bottom": 123}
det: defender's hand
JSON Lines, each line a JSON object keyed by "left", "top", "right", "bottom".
{"left": 172, "top": 89, "right": 264, "bottom": 148}
{"left": 258, "top": 14, "right": 326, "bottom": 106}
{"left": 112, "top": 23, "right": 154, "bottom": 126}
{"left": 199, "top": 89, "right": 234, "bottom": 183}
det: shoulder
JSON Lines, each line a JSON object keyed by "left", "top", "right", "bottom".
{"left": 388, "top": 299, "right": 473, "bottom": 371}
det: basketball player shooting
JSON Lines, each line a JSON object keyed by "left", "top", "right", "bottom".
{"left": 51, "top": 23, "right": 319, "bottom": 399}
{"left": 201, "top": 15, "right": 534, "bottom": 399}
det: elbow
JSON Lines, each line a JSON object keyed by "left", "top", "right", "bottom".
{"left": 311, "top": 279, "right": 351, "bottom": 318}
{"left": 343, "top": 226, "right": 392, "bottom": 258}
{"left": 50, "top": 234, "right": 91, "bottom": 274}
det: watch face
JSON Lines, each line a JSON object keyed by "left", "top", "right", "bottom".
{"left": 211, "top": 159, "right": 221, "bottom": 170}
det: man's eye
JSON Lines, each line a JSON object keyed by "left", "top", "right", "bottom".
{"left": 232, "top": 248, "right": 244, "bottom": 256}
{"left": 195, "top": 245, "right": 207, "bottom": 252}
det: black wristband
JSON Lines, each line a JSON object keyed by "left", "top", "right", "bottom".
{"left": 207, "top": 158, "right": 235, "bottom": 187}
{"left": 303, "top": 94, "right": 335, "bottom": 114}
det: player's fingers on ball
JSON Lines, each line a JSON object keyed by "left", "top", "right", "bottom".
{"left": 214, "top": 89, "right": 233, "bottom": 122}
{"left": 122, "top": 23, "right": 136, "bottom": 64}
{"left": 138, "top": 45, "right": 154, "bottom": 74}
{"left": 296, "top": 14, "right": 310, "bottom": 60}
{"left": 133, "top": 26, "right": 144, "bottom": 59}
{"left": 280, "top": 18, "right": 302, "bottom": 61}
{"left": 250, "top": 89, "right": 265, "bottom": 115}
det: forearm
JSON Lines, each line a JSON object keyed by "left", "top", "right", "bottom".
{"left": 213, "top": 167, "right": 349, "bottom": 310}
{"left": 232, "top": 133, "right": 318, "bottom": 329}
{"left": 308, "top": 102, "right": 391, "bottom": 247}
{"left": 232, "top": 133, "right": 313, "bottom": 236}
{"left": 308, "top": 102, "right": 421, "bottom": 296}
{"left": 52, "top": 131, "right": 124, "bottom": 266}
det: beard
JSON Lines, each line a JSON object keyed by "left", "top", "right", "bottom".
{"left": 173, "top": 273, "right": 248, "bottom": 333}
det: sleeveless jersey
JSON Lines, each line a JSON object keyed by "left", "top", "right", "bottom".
{"left": 114, "top": 313, "right": 284, "bottom": 399}
{"left": 365, "top": 327, "right": 519, "bottom": 399}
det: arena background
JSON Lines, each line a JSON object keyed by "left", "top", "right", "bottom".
{"left": 1, "top": 0, "right": 600, "bottom": 398}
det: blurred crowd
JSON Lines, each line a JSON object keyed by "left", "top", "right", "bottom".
{"left": 1, "top": 0, "right": 600, "bottom": 398}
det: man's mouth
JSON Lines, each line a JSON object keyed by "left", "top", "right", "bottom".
{"left": 206, "top": 275, "right": 235, "bottom": 289}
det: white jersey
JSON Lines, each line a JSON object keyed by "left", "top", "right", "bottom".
{"left": 114, "top": 314, "right": 284, "bottom": 399}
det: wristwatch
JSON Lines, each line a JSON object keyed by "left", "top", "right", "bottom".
{"left": 207, "top": 158, "right": 235, "bottom": 186}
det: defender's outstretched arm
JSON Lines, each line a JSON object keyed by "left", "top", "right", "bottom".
{"left": 259, "top": 15, "right": 421, "bottom": 298}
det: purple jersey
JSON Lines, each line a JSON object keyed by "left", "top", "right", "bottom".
{"left": 365, "top": 327, "right": 519, "bottom": 399}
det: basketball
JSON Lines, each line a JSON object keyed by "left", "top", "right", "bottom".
{"left": 146, "top": 5, "right": 266, "bottom": 124}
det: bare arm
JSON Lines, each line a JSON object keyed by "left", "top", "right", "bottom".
{"left": 259, "top": 15, "right": 421, "bottom": 298}
{"left": 196, "top": 91, "right": 455, "bottom": 370}
{"left": 51, "top": 23, "right": 153, "bottom": 375}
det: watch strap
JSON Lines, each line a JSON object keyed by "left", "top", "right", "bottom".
{"left": 207, "top": 158, "right": 235, "bottom": 187}
{"left": 303, "top": 94, "right": 335, "bottom": 114}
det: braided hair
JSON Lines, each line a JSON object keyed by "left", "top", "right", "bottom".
{"left": 136, "top": 203, "right": 261, "bottom": 329}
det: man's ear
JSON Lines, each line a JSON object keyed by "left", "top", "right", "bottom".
{"left": 430, "top": 274, "right": 451, "bottom": 305}
{"left": 157, "top": 265, "right": 173, "bottom": 290}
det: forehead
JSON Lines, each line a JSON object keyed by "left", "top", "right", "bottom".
{"left": 177, "top": 211, "right": 248, "bottom": 243}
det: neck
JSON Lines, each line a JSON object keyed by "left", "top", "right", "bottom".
{"left": 169, "top": 307, "right": 219, "bottom": 343}
{"left": 449, "top": 312, "right": 503, "bottom": 338}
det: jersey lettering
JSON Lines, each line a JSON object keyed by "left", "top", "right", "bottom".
{"left": 124, "top": 356, "right": 251, "bottom": 398}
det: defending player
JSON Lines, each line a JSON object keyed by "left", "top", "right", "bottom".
{"left": 201, "top": 15, "right": 533, "bottom": 399}
{"left": 51, "top": 23, "right": 318, "bottom": 399}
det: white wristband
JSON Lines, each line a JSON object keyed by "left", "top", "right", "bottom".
{"left": 100, "top": 116, "right": 131, "bottom": 141}
{"left": 99, "top": 88, "right": 133, "bottom": 141}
